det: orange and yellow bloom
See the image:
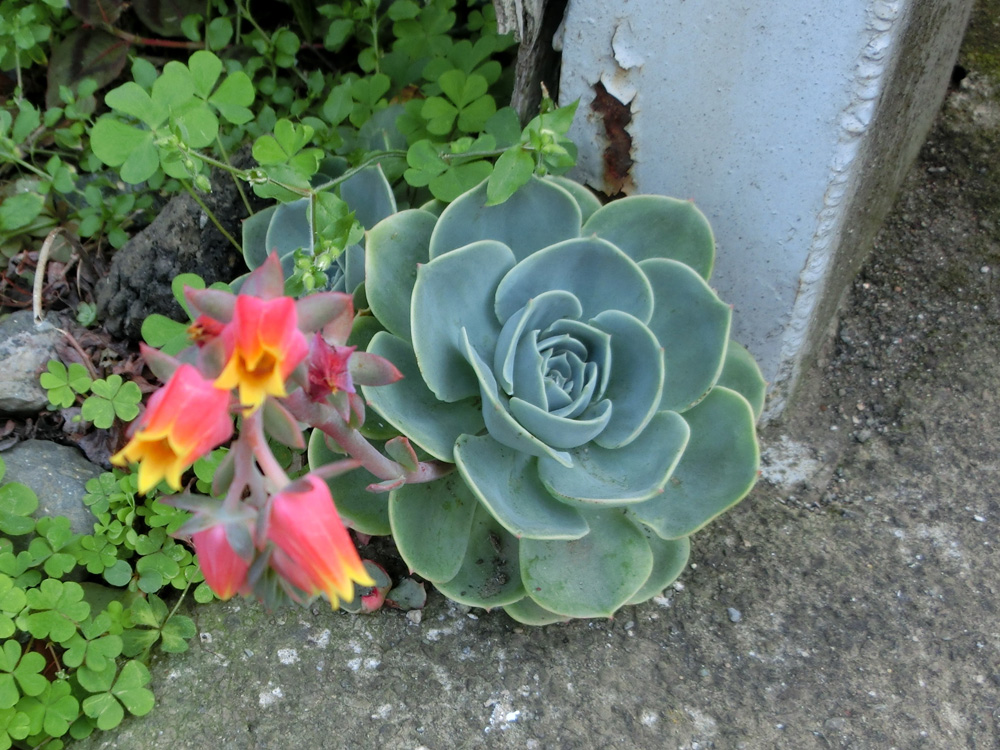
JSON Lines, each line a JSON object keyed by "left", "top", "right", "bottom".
{"left": 192, "top": 524, "right": 250, "bottom": 600}
{"left": 214, "top": 295, "right": 309, "bottom": 413}
{"left": 266, "top": 475, "right": 373, "bottom": 608}
{"left": 111, "top": 364, "right": 233, "bottom": 494}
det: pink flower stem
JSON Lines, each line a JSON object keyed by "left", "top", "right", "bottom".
{"left": 225, "top": 430, "right": 266, "bottom": 510}
{"left": 283, "top": 391, "right": 454, "bottom": 487}
{"left": 243, "top": 409, "right": 291, "bottom": 493}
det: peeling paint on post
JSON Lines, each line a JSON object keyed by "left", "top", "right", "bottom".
{"left": 556, "top": 0, "right": 973, "bottom": 417}
{"left": 590, "top": 82, "right": 634, "bottom": 196}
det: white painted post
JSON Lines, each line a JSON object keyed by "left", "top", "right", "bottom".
{"left": 556, "top": 0, "right": 973, "bottom": 417}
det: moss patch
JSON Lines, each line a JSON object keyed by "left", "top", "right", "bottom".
{"left": 960, "top": 0, "right": 1000, "bottom": 79}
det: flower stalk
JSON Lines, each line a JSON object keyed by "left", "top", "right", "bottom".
{"left": 118, "top": 252, "right": 437, "bottom": 610}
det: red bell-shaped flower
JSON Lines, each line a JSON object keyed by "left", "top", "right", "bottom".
{"left": 266, "top": 475, "right": 374, "bottom": 608}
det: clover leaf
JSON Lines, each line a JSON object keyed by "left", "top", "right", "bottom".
{"left": 79, "top": 660, "right": 154, "bottom": 731}
{"left": 80, "top": 375, "right": 142, "bottom": 429}
{"left": 16, "top": 679, "right": 79, "bottom": 739}
{"left": 0, "top": 482, "right": 37, "bottom": 536}
{"left": 0, "top": 576, "right": 25, "bottom": 639}
{"left": 0, "top": 640, "right": 47, "bottom": 709}
{"left": 19, "top": 579, "right": 89, "bottom": 644}
{"left": 0, "top": 706, "right": 30, "bottom": 748}
{"left": 39, "top": 361, "right": 92, "bottom": 408}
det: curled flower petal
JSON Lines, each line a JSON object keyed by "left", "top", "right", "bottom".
{"left": 188, "top": 315, "right": 226, "bottom": 347}
{"left": 111, "top": 364, "right": 233, "bottom": 494}
{"left": 266, "top": 475, "right": 374, "bottom": 608}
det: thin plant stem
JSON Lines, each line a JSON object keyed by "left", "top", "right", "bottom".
{"left": 164, "top": 577, "right": 194, "bottom": 623}
{"left": 309, "top": 150, "right": 409, "bottom": 192}
{"left": 214, "top": 136, "right": 254, "bottom": 215}
{"left": 181, "top": 181, "right": 243, "bottom": 253}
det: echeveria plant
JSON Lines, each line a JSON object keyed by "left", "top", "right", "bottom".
{"left": 318, "top": 176, "right": 766, "bottom": 624}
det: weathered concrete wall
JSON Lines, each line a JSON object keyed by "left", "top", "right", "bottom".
{"left": 557, "top": 0, "right": 974, "bottom": 418}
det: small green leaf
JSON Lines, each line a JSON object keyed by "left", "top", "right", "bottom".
{"left": 104, "top": 82, "right": 166, "bottom": 128}
{"left": 0, "top": 483, "right": 38, "bottom": 536}
{"left": 160, "top": 614, "right": 195, "bottom": 653}
{"left": 112, "top": 660, "right": 154, "bottom": 716}
{"left": 209, "top": 72, "right": 255, "bottom": 124}
{"left": 102, "top": 560, "right": 132, "bottom": 587}
{"left": 205, "top": 17, "right": 233, "bottom": 49}
{"left": 140, "top": 314, "right": 191, "bottom": 355}
{"left": 486, "top": 147, "right": 534, "bottom": 206}
{"left": 39, "top": 361, "right": 92, "bottom": 408}
{"left": 0, "top": 705, "right": 31, "bottom": 745}
{"left": 187, "top": 50, "right": 223, "bottom": 98}
{"left": 420, "top": 96, "right": 457, "bottom": 136}
{"left": 0, "top": 193, "right": 45, "bottom": 232}
{"left": 171, "top": 101, "right": 218, "bottom": 149}
{"left": 82, "top": 691, "right": 124, "bottom": 730}
{"left": 17, "top": 678, "right": 78, "bottom": 738}
{"left": 81, "top": 376, "right": 142, "bottom": 428}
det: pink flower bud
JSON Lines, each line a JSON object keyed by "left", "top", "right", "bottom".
{"left": 192, "top": 524, "right": 250, "bottom": 600}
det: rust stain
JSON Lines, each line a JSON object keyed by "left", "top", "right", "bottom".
{"left": 590, "top": 81, "right": 635, "bottom": 197}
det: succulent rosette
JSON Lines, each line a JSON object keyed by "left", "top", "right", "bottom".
{"left": 331, "top": 176, "right": 765, "bottom": 624}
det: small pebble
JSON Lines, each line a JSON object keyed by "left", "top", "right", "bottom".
{"left": 727, "top": 607, "right": 742, "bottom": 623}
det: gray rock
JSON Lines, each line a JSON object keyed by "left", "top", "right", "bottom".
{"left": 95, "top": 156, "right": 266, "bottom": 342}
{"left": 1, "top": 439, "right": 100, "bottom": 535}
{"left": 0, "top": 311, "right": 63, "bottom": 416}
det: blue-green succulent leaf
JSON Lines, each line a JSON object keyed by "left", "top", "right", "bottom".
{"left": 363, "top": 332, "right": 484, "bottom": 461}
{"left": 625, "top": 528, "right": 690, "bottom": 604}
{"left": 582, "top": 195, "right": 715, "bottom": 280}
{"left": 328, "top": 243, "right": 366, "bottom": 294}
{"left": 454, "top": 434, "right": 590, "bottom": 540}
{"left": 631, "top": 386, "right": 759, "bottom": 539}
{"left": 521, "top": 509, "right": 653, "bottom": 618}
{"left": 429, "top": 176, "right": 581, "bottom": 261}
{"left": 503, "top": 596, "right": 571, "bottom": 625}
{"left": 268, "top": 198, "right": 312, "bottom": 276}
{"left": 412, "top": 240, "right": 515, "bottom": 402}
{"left": 542, "top": 319, "right": 612, "bottom": 405}
{"left": 339, "top": 164, "right": 396, "bottom": 229}
{"left": 716, "top": 340, "right": 767, "bottom": 421}
{"left": 493, "top": 237, "right": 654, "bottom": 325}
{"left": 242, "top": 205, "right": 276, "bottom": 269}
{"left": 306, "top": 429, "right": 390, "bottom": 535}
{"left": 640, "top": 258, "right": 731, "bottom": 413}
{"left": 538, "top": 410, "right": 689, "bottom": 505}
{"left": 461, "top": 329, "right": 573, "bottom": 467}
{"left": 435, "top": 505, "right": 526, "bottom": 608}
{"left": 365, "top": 209, "right": 437, "bottom": 341}
{"left": 389, "top": 474, "right": 478, "bottom": 582}
{"left": 546, "top": 175, "right": 602, "bottom": 223}
{"left": 508, "top": 398, "right": 612, "bottom": 449}
{"left": 494, "top": 290, "right": 583, "bottom": 394}
{"left": 590, "top": 310, "right": 664, "bottom": 448}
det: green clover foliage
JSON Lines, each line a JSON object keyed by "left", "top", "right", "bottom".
{"left": 79, "top": 660, "right": 154, "bottom": 731}
{"left": 39, "top": 362, "right": 93, "bottom": 409}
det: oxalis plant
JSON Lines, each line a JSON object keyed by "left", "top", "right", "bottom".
{"left": 118, "top": 172, "right": 765, "bottom": 625}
